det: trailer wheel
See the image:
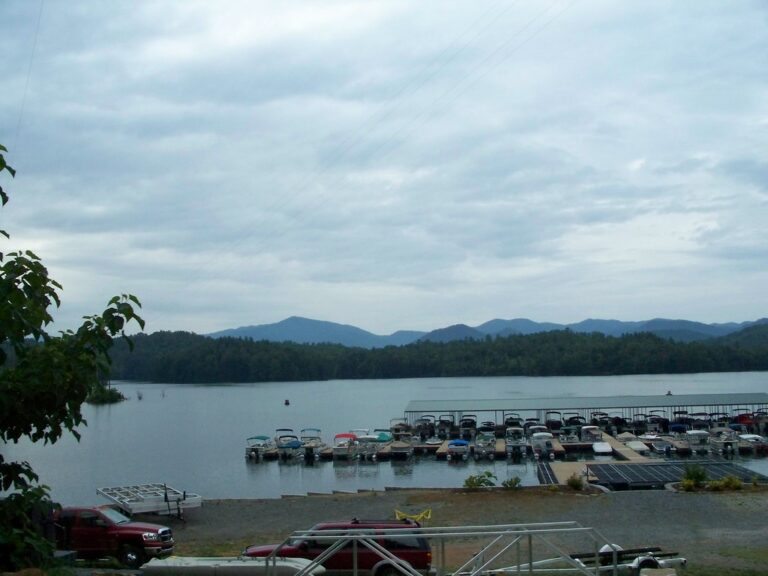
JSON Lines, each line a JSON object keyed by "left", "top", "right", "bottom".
{"left": 119, "top": 544, "right": 145, "bottom": 569}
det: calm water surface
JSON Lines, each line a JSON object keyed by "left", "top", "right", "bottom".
{"left": 4, "top": 373, "right": 767, "bottom": 505}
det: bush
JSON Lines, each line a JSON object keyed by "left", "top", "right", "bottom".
{"left": 708, "top": 476, "right": 743, "bottom": 492}
{"left": 682, "top": 464, "right": 707, "bottom": 488}
{"left": 501, "top": 476, "right": 522, "bottom": 489}
{"left": 680, "top": 478, "right": 697, "bottom": 492}
{"left": 566, "top": 473, "right": 583, "bottom": 491}
{"left": 463, "top": 471, "right": 497, "bottom": 489}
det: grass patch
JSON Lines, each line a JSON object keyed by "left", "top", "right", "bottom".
{"left": 176, "top": 539, "right": 252, "bottom": 557}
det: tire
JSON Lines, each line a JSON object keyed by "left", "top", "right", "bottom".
{"left": 118, "top": 544, "right": 146, "bottom": 569}
{"left": 376, "top": 565, "right": 401, "bottom": 576}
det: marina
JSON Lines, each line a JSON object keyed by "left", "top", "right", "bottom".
{"left": 5, "top": 374, "right": 768, "bottom": 503}
{"left": 242, "top": 392, "right": 768, "bottom": 491}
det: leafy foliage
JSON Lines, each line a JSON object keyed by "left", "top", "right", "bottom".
{"left": 500, "top": 476, "right": 522, "bottom": 489}
{"left": 463, "top": 471, "right": 497, "bottom": 489}
{"left": 0, "top": 145, "right": 144, "bottom": 570}
{"left": 682, "top": 464, "right": 707, "bottom": 489}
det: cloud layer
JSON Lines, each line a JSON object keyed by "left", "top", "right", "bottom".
{"left": 2, "top": 0, "right": 766, "bottom": 334}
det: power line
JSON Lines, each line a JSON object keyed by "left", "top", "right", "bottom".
{"left": 12, "top": 0, "right": 45, "bottom": 153}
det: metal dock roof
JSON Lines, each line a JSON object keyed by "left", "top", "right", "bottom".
{"left": 404, "top": 392, "right": 768, "bottom": 420}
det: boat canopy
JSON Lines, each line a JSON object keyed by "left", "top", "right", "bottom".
{"left": 448, "top": 439, "right": 469, "bottom": 446}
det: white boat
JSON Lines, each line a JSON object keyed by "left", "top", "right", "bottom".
{"left": 530, "top": 431, "right": 555, "bottom": 458}
{"left": 473, "top": 429, "right": 497, "bottom": 461}
{"left": 685, "top": 429, "right": 711, "bottom": 454}
{"left": 299, "top": 428, "right": 326, "bottom": 460}
{"left": 505, "top": 426, "right": 527, "bottom": 459}
{"left": 143, "top": 556, "right": 326, "bottom": 575}
{"left": 625, "top": 440, "right": 650, "bottom": 455}
{"left": 580, "top": 425, "right": 603, "bottom": 443}
{"left": 356, "top": 429, "right": 391, "bottom": 460}
{"left": 332, "top": 433, "right": 358, "bottom": 460}
{"left": 592, "top": 441, "right": 613, "bottom": 455}
{"left": 245, "top": 435, "right": 275, "bottom": 460}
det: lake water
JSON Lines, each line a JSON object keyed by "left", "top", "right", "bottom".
{"left": 3, "top": 372, "right": 768, "bottom": 505}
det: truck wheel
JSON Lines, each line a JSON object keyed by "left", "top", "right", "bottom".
{"left": 376, "top": 565, "right": 400, "bottom": 576}
{"left": 119, "top": 544, "right": 145, "bottom": 569}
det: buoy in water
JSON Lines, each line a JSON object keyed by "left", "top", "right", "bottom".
{"left": 284, "top": 399, "right": 290, "bottom": 406}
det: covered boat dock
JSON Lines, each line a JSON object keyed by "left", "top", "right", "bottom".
{"left": 403, "top": 392, "right": 768, "bottom": 429}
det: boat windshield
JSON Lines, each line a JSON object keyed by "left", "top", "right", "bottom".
{"left": 100, "top": 507, "right": 130, "bottom": 525}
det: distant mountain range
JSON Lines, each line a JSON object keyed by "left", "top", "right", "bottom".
{"left": 208, "top": 316, "right": 768, "bottom": 348}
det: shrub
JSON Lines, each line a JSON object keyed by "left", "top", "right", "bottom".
{"left": 501, "top": 476, "right": 522, "bottom": 489}
{"left": 566, "top": 473, "right": 583, "bottom": 491}
{"left": 709, "top": 476, "right": 743, "bottom": 491}
{"left": 463, "top": 471, "right": 497, "bottom": 489}
{"left": 679, "top": 478, "right": 697, "bottom": 492}
{"left": 682, "top": 464, "right": 707, "bottom": 488}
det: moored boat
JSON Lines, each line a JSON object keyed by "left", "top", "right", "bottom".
{"left": 332, "top": 433, "right": 358, "bottom": 460}
{"left": 390, "top": 431, "right": 415, "bottom": 459}
{"left": 459, "top": 414, "right": 477, "bottom": 440}
{"left": 684, "top": 429, "right": 710, "bottom": 454}
{"left": 505, "top": 426, "right": 527, "bottom": 459}
{"left": 473, "top": 429, "right": 496, "bottom": 461}
{"left": 446, "top": 438, "right": 469, "bottom": 461}
{"left": 245, "top": 435, "right": 275, "bottom": 460}
{"left": 530, "top": 431, "right": 555, "bottom": 459}
{"left": 274, "top": 429, "right": 303, "bottom": 460}
{"left": 299, "top": 428, "right": 326, "bottom": 460}
{"left": 437, "top": 414, "right": 455, "bottom": 439}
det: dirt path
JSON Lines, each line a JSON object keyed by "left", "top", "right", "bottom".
{"left": 145, "top": 487, "right": 768, "bottom": 573}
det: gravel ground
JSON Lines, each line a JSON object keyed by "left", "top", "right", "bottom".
{"left": 143, "top": 487, "right": 768, "bottom": 573}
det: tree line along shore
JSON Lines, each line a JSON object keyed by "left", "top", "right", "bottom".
{"left": 106, "top": 327, "right": 768, "bottom": 384}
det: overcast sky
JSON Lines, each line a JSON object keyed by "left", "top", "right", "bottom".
{"left": 2, "top": 1, "right": 766, "bottom": 336}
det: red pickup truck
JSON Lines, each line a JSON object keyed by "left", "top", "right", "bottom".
{"left": 54, "top": 505, "right": 174, "bottom": 568}
{"left": 244, "top": 518, "right": 433, "bottom": 576}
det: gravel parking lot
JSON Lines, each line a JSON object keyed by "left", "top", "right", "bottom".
{"left": 146, "top": 486, "right": 768, "bottom": 573}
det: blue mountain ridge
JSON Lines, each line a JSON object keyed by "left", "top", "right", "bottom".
{"left": 207, "top": 316, "right": 768, "bottom": 348}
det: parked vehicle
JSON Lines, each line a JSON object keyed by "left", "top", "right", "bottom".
{"left": 54, "top": 505, "right": 174, "bottom": 568}
{"left": 243, "top": 518, "right": 433, "bottom": 576}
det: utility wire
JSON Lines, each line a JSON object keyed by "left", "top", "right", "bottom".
{"left": 12, "top": 0, "right": 45, "bottom": 153}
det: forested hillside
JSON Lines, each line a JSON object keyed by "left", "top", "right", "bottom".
{"left": 108, "top": 329, "right": 768, "bottom": 384}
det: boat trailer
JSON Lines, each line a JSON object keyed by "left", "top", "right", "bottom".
{"left": 97, "top": 483, "right": 202, "bottom": 519}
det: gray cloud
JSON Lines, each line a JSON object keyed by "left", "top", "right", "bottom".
{"left": 2, "top": 0, "right": 767, "bottom": 334}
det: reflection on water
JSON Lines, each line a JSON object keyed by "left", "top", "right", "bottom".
{"left": 3, "top": 372, "right": 766, "bottom": 504}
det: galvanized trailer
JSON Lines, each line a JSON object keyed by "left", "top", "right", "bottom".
{"left": 97, "top": 483, "right": 202, "bottom": 518}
